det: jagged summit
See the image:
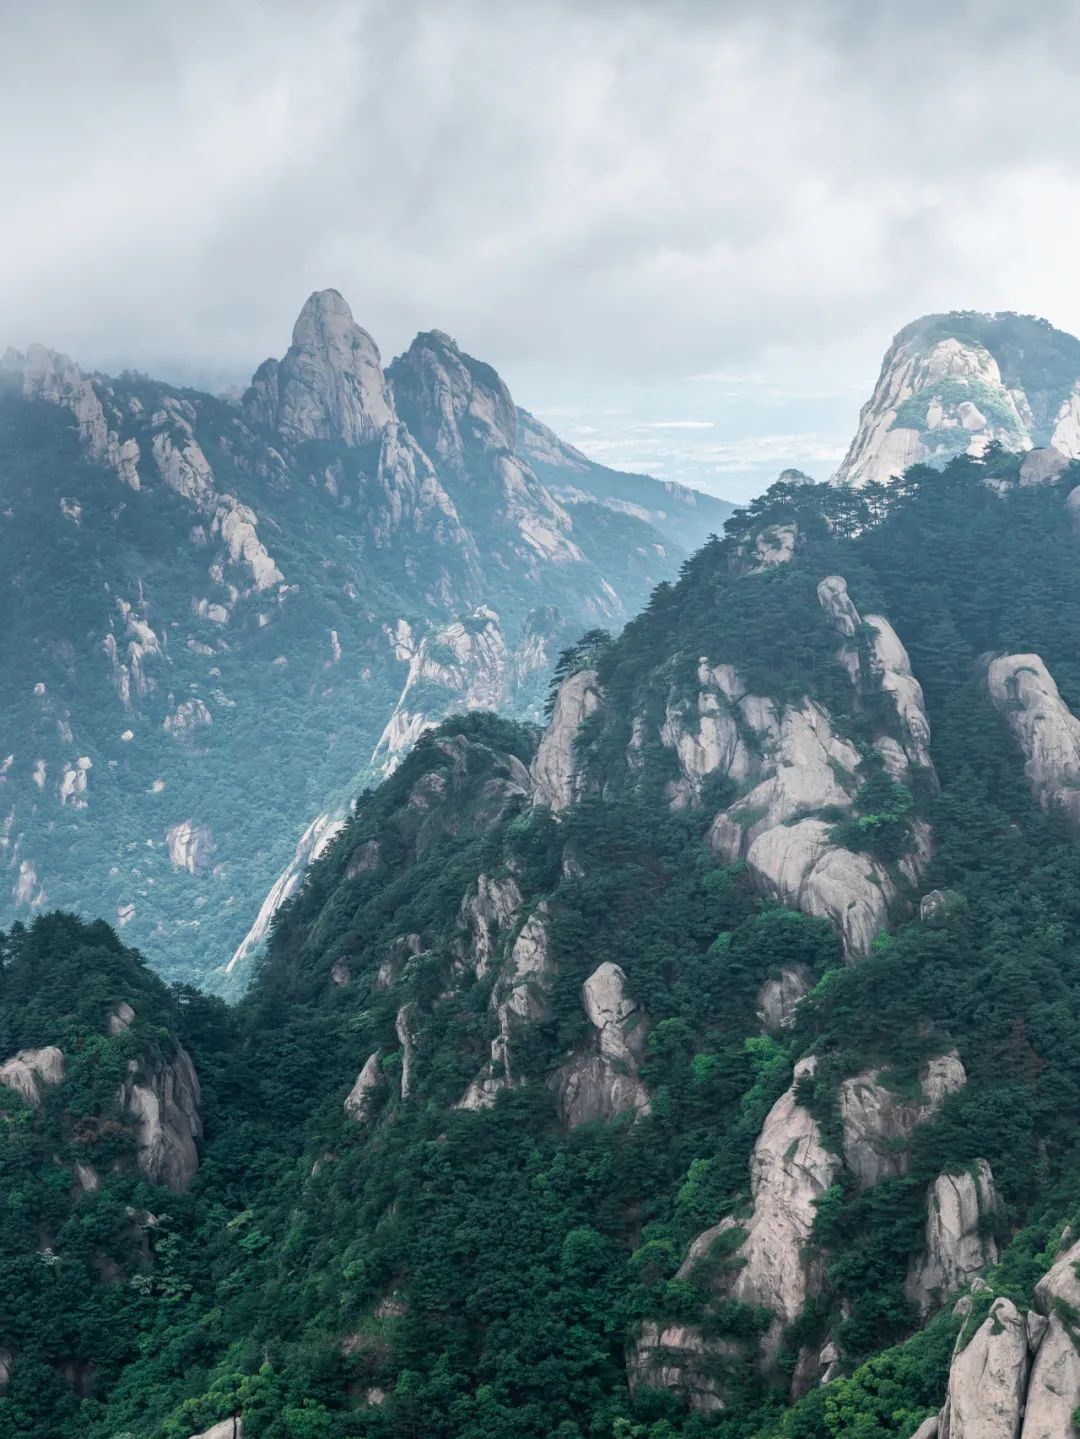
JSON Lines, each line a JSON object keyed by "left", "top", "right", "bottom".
{"left": 835, "top": 309, "right": 1080, "bottom": 487}
{"left": 244, "top": 287, "right": 393, "bottom": 445}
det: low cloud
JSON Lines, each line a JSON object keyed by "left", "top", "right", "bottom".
{"left": 3, "top": 0, "right": 1079, "bottom": 493}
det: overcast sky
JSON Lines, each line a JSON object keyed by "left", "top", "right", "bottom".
{"left": 4, "top": 0, "right": 1080, "bottom": 501}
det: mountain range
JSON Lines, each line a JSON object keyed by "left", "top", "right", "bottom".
{"left": 5, "top": 421, "right": 1080, "bottom": 1438}
{"left": 0, "top": 290, "right": 732, "bottom": 990}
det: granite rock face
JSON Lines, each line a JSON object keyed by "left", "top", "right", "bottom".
{"left": 246, "top": 289, "right": 394, "bottom": 446}
{"left": 116, "top": 1042, "right": 203, "bottom": 1192}
{"left": 906, "top": 1160, "right": 999, "bottom": 1315}
{"left": 987, "top": 654, "right": 1080, "bottom": 828}
{"left": 839, "top": 1054, "right": 966, "bottom": 1191}
{"left": 939, "top": 1297, "right": 1030, "bottom": 1439}
{"left": 552, "top": 962, "right": 650, "bottom": 1127}
{"left": 531, "top": 670, "right": 602, "bottom": 812}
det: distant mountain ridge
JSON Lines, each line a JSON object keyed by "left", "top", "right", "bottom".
{"left": 0, "top": 290, "right": 733, "bottom": 989}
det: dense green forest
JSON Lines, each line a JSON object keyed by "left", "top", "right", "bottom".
{"left": 5, "top": 447, "right": 1080, "bottom": 1438}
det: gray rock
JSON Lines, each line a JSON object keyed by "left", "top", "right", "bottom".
{"left": 840, "top": 1054, "right": 966, "bottom": 1191}
{"left": 906, "top": 1160, "right": 999, "bottom": 1314}
{"left": 682, "top": 1057, "right": 840, "bottom": 1373}
{"left": 246, "top": 289, "right": 393, "bottom": 447}
{"left": 553, "top": 962, "right": 650, "bottom": 1127}
{"left": 1019, "top": 446, "right": 1070, "bottom": 486}
{"left": 987, "top": 654, "right": 1080, "bottom": 828}
{"left": 116, "top": 1043, "right": 202, "bottom": 1192}
{"left": 531, "top": 670, "right": 601, "bottom": 811}
{"left": 627, "top": 1321, "right": 733, "bottom": 1413}
{"left": 817, "top": 575, "right": 862, "bottom": 638}
{"left": 920, "top": 888, "right": 964, "bottom": 923}
{"left": 395, "top": 1004, "right": 420, "bottom": 1100}
{"left": 1021, "top": 1315, "right": 1080, "bottom": 1437}
{"left": 756, "top": 966, "right": 811, "bottom": 1033}
{"left": 0, "top": 1046, "right": 65, "bottom": 1107}
{"left": 835, "top": 332, "right": 1032, "bottom": 488}
{"left": 344, "top": 1054, "right": 382, "bottom": 1122}
{"left": 939, "top": 1296, "right": 1029, "bottom": 1439}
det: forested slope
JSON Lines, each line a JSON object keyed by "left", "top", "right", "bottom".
{"left": 5, "top": 446, "right": 1080, "bottom": 1438}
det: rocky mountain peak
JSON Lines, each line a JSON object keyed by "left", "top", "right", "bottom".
{"left": 835, "top": 310, "right": 1080, "bottom": 488}
{"left": 244, "top": 287, "right": 394, "bottom": 446}
{"left": 388, "top": 328, "right": 519, "bottom": 464}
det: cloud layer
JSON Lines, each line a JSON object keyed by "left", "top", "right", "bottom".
{"left": 4, "top": 0, "right": 1080, "bottom": 496}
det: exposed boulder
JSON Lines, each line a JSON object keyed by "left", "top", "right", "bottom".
{"left": 552, "top": 962, "right": 650, "bottom": 1127}
{"left": 1019, "top": 446, "right": 1070, "bottom": 486}
{"left": 0, "top": 1045, "right": 65, "bottom": 1107}
{"left": 921, "top": 888, "right": 965, "bottom": 924}
{"left": 116, "top": 1044, "right": 202, "bottom": 1191}
{"left": 755, "top": 967, "right": 810, "bottom": 1034}
{"left": 906, "top": 1161, "right": 999, "bottom": 1315}
{"left": 165, "top": 820, "right": 215, "bottom": 875}
{"left": 531, "top": 670, "right": 601, "bottom": 811}
{"left": 1020, "top": 1312, "right": 1080, "bottom": 1438}
{"left": 344, "top": 1054, "right": 382, "bottom": 1123}
{"left": 107, "top": 1001, "right": 136, "bottom": 1035}
{"left": 817, "top": 574, "right": 862, "bottom": 638}
{"left": 743, "top": 818, "right": 895, "bottom": 958}
{"left": 395, "top": 1004, "right": 420, "bottom": 1100}
{"left": 187, "top": 1420, "right": 243, "bottom": 1439}
{"left": 938, "top": 1296, "right": 1029, "bottom": 1439}
{"left": 839, "top": 1053, "right": 966, "bottom": 1191}
{"left": 660, "top": 661, "right": 758, "bottom": 808}
{"left": 987, "top": 654, "right": 1080, "bottom": 827}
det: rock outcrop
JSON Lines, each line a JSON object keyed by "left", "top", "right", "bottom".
{"left": 344, "top": 1053, "right": 382, "bottom": 1123}
{"left": 165, "top": 820, "right": 215, "bottom": 874}
{"left": 227, "top": 811, "right": 346, "bottom": 975}
{"left": 0, "top": 1045, "right": 65, "bottom": 1107}
{"left": 187, "top": 1420, "right": 243, "bottom": 1439}
{"left": 552, "top": 962, "right": 650, "bottom": 1127}
{"left": 116, "top": 1044, "right": 202, "bottom": 1191}
{"left": 531, "top": 670, "right": 602, "bottom": 812}
{"left": 987, "top": 654, "right": 1080, "bottom": 828}
{"left": 755, "top": 967, "right": 810, "bottom": 1033}
{"left": 628, "top": 1323, "right": 734, "bottom": 1414}
{"left": 458, "top": 908, "right": 555, "bottom": 1109}
{"left": 371, "top": 607, "right": 540, "bottom": 774}
{"left": 657, "top": 583, "right": 933, "bottom": 956}
{"left": 389, "top": 330, "right": 584, "bottom": 568}
{"left": 665, "top": 1057, "right": 840, "bottom": 1388}
{"left": 455, "top": 874, "right": 523, "bottom": 979}
{"left": 1023, "top": 1234, "right": 1080, "bottom": 1438}
{"left": 906, "top": 1161, "right": 999, "bottom": 1315}
{"left": 938, "top": 1296, "right": 1030, "bottom": 1439}
{"left": 839, "top": 1054, "right": 966, "bottom": 1191}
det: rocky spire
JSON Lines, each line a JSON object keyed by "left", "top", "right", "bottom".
{"left": 244, "top": 288, "right": 395, "bottom": 446}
